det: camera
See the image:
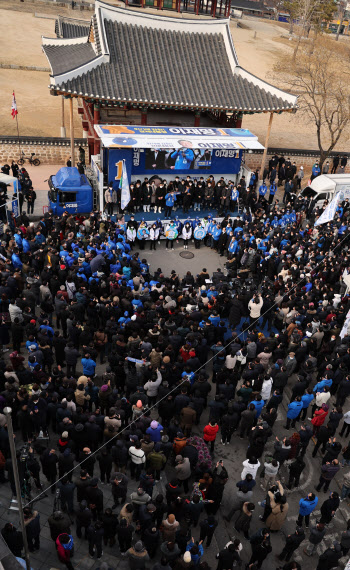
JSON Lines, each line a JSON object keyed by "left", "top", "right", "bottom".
{"left": 20, "top": 443, "right": 30, "bottom": 462}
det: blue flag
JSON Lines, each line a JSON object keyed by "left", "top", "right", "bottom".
{"left": 120, "top": 160, "right": 130, "bottom": 211}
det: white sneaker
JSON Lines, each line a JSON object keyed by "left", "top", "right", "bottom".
{"left": 2, "top": 348, "right": 9, "bottom": 353}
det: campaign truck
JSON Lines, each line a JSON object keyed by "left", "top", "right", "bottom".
{"left": 48, "top": 167, "right": 93, "bottom": 215}
{"left": 301, "top": 174, "right": 350, "bottom": 210}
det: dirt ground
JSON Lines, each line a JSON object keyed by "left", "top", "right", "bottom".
{"left": 0, "top": 1, "right": 348, "bottom": 151}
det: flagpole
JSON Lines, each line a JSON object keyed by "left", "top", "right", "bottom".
{"left": 13, "top": 90, "right": 21, "bottom": 158}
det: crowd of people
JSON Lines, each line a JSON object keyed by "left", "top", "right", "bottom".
{"left": 0, "top": 155, "right": 349, "bottom": 570}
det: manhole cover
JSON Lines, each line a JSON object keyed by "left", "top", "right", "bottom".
{"left": 179, "top": 251, "right": 195, "bottom": 259}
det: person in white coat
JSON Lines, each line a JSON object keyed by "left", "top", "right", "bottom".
{"left": 261, "top": 376, "right": 273, "bottom": 402}
{"left": 126, "top": 226, "right": 137, "bottom": 249}
{"left": 248, "top": 294, "right": 263, "bottom": 325}
{"left": 144, "top": 370, "right": 162, "bottom": 405}
{"left": 182, "top": 222, "right": 192, "bottom": 249}
{"left": 241, "top": 457, "right": 260, "bottom": 480}
{"left": 149, "top": 224, "right": 160, "bottom": 251}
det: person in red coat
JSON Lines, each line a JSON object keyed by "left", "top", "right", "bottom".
{"left": 311, "top": 404, "right": 329, "bottom": 436}
{"left": 56, "top": 533, "right": 74, "bottom": 570}
{"left": 203, "top": 421, "right": 219, "bottom": 453}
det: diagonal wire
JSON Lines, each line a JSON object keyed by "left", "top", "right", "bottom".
{"left": 24, "top": 228, "right": 350, "bottom": 507}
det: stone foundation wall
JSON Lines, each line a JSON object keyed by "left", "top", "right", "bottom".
{"left": 0, "top": 141, "right": 87, "bottom": 165}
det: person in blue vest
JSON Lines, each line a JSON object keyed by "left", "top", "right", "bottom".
{"left": 259, "top": 182, "right": 267, "bottom": 199}
{"left": 211, "top": 223, "right": 222, "bottom": 251}
{"left": 81, "top": 353, "right": 96, "bottom": 377}
{"left": 206, "top": 219, "right": 216, "bottom": 247}
{"left": 311, "top": 161, "right": 321, "bottom": 181}
{"left": 228, "top": 236, "right": 239, "bottom": 257}
{"left": 230, "top": 185, "right": 239, "bottom": 212}
{"left": 284, "top": 396, "right": 303, "bottom": 430}
{"left": 269, "top": 183, "right": 277, "bottom": 204}
{"left": 164, "top": 191, "right": 177, "bottom": 220}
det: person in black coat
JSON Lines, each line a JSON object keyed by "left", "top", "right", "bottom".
{"left": 249, "top": 528, "right": 272, "bottom": 568}
{"left": 228, "top": 297, "right": 244, "bottom": 329}
{"left": 47, "top": 510, "right": 71, "bottom": 541}
{"left": 278, "top": 528, "right": 305, "bottom": 562}
{"left": 199, "top": 516, "right": 218, "bottom": 547}
{"left": 1, "top": 523, "right": 24, "bottom": 557}
{"left": 320, "top": 492, "right": 340, "bottom": 525}
{"left": 111, "top": 471, "right": 128, "bottom": 507}
{"left": 312, "top": 424, "right": 333, "bottom": 457}
{"left": 316, "top": 543, "right": 342, "bottom": 570}
{"left": 23, "top": 508, "right": 41, "bottom": 552}
{"left": 57, "top": 476, "right": 76, "bottom": 514}
{"left": 287, "top": 457, "right": 305, "bottom": 489}
{"left": 102, "top": 507, "right": 118, "bottom": 547}
{"left": 87, "top": 520, "right": 104, "bottom": 559}
{"left": 322, "top": 439, "right": 342, "bottom": 464}
{"left": 85, "top": 478, "right": 104, "bottom": 521}
{"left": 40, "top": 448, "right": 58, "bottom": 493}
{"left": 216, "top": 540, "right": 242, "bottom": 570}
{"left": 117, "top": 518, "right": 134, "bottom": 553}
{"left": 97, "top": 448, "right": 113, "bottom": 483}
{"left": 76, "top": 500, "right": 92, "bottom": 539}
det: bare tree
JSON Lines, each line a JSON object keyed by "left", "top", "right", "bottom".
{"left": 336, "top": 0, "right": 347, "bottom": 41}
{"left": 274, "top": 37, "right": 350, "bottom": 167}
{"left": 282, "top": 0, "right": 336, "bottom": 59}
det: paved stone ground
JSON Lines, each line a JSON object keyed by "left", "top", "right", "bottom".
{"left": 1, "top": 175, "right": 350, "bottom": 568}
{"left": 2, "top": 350, "right": 350, "bottom": 570}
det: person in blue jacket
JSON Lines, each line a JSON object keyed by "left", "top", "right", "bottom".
{"left": 311, "top": 162, "right": 321, "bottom": 181}
{"left": 81, "top": 353, "right": 97, "bottom": 377}
{"left": 269, "top": 183, "right": 277, "bottom": 204}
{"left": 171, "top": 148, "right": 194, "bottom": 170}
{"left": 313, "top": 376, "right": 333, "bottom": 393}
{"left": 186, "top": 539, "right": 204, "bottom": 565}
{"left": 14, "top": 231, "right": 22, "bottom": 249}
{"left": 300, "top": 389, "right": 314, "bottom": 421}
{"left": 297, "top": 493, "right": 318, "bottom": 527}
{"left": 284, "top": 396, "right": 303, "bottom": 430}
{"left": 250, "top": 395, "right": 264, "bottom": 418}
{"left": 11, "top": 249, "right": 22, "bottom": 269}
{"left": 164, "top": 191, "right": 177, "bottom": 220}
{"left": 146, "top": 420, "right": 164, "bottom": 443}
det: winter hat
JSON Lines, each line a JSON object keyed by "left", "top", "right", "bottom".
{"left": 136, "top": 400, "right": 143, "bottom": 408}
{"left": 184, "top": 552, "right": 191, "bottom": 562}
{"left": 62, "top": 418, "right": 70, "bottom": 424}
{"left": 151, "top": 420, "right": 158, "bottom": 429}
{"left": 175, "top": 455, "right": 183, "bottom": 462}
{"left": 62, "top": 431, "right": 69, "bottom": 439}
{"left": 88, "top": 416, "right": 96, "bottom": 423}
{"left": 134, "top": 541, "right": 145, "bottom": 552}
{"left": 100, "top": 384, "right": 109, "bottom": 392}
{"left": 162, "top": 435, "right": 169, "bottom": 443}
{"left": 75, "top": 423, "right": 84, "bottom": 432}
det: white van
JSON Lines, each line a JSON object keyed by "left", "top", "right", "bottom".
{"left": 300, "top": 174, "right": 350, "bottom": 210}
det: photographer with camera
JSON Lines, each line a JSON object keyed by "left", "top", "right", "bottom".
{"left": 248, "top": 293, "right": 263, "bottom": 326}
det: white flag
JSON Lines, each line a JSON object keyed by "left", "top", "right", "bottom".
{"left": 120, "top": 160, "right": 130, "bottom": 211}
{"left": 314, "top": 191, "right": 341, "bottom": 226}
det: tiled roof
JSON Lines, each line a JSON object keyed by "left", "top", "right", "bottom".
{"left": 43, "top": 43, "right": 96, "bottom": 76}
{"left": 55, "top": 15, "right": 90, "bottom": 39}
{"left": 44, "top": 2, "right": 297, "bottom": 113}
{"left": 231, "top": 0, "right": 272, "bottom": 11}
